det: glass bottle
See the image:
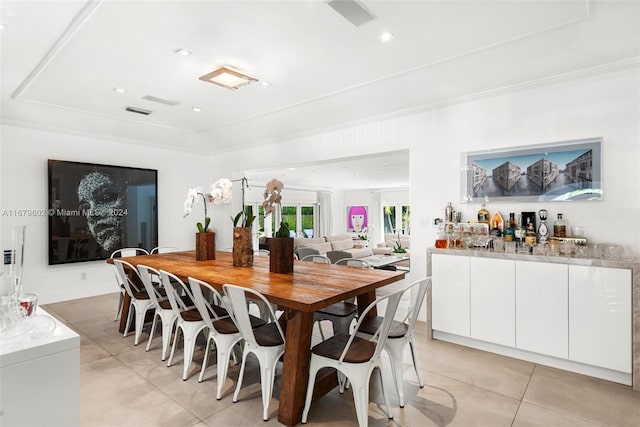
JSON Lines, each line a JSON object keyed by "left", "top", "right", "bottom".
{"left": 537, "top": 209, "right": 549, "bottom": 243}
{"left": 490, "top": 220, "right": 502, "bottom": 237}
{"left": 525, "top": 222, "right": 537, "bottom": 251}
{"left": 554, "top": 213, "right": 567, "bottom": 237}
{"left": 503, "top": 213, "right": 516, "bottom": 242}
{"left": 435, "top": 229, "right": 448, "bottom": 248}
{"left": 514, "top": 214, "right": 525, "bottom": 250}
{"left": 477, "top": 204, "right": 489, "bottom": 224}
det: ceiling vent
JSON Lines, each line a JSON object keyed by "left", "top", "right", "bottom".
{"left": 125, "top": 106, "right": 152, "bottom": 116}
{"left": 142, "top": 95, "right": 181, "bottom": 106}
{"left": 327, "top": 0, "right": 376, "bottom": 27}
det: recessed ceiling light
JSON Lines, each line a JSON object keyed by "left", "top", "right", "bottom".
{"left": 286, "top": 167, "right": 296, "bottom": 171}
{"left": 199, "top": 65, "right": 258, "bottom": 90}
{"left": 378, "top": 31, "right": 394, "bottom": 43}
{"left": 261, "top": 81, "right": 272, "bottom": 87}
{"left": 113, "top": 87, "right": 126, "bottom": 93}
{"left": 0, "top": 24, "right": 6, "bottom": 31}
{"left": 175, "top": 48, "right": 192, "bottom": 56}
{"left": 192, "top": 107, "right": 202, "bottom": 112}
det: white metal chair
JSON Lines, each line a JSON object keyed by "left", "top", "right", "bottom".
{"left": 137, "top": 264, "right": 178, "bottom": 361}
{"left": 223, "top": 284, "right": 286, "bottom": 421}
{"left": 161, "top": 270, "right": 207, "bottom": 381}
{"left": 357, "top": 278, "right": 429, "bottom": 407}
{"left": 301, "top": 284, "right": 406, "bottom": 427}
{"left": 312, "top": 258, "right": 368, "bottom": 340}
{"left": 150, "top": 246, "right": 181, "bottom": 254}
{"left": 189, "top": 277, "right": 266, "bottom": 400}
{"left": 110, "top": 248, "right": 149, "bottom": 321}
{"left": 112, "top": 259, "right": 154, "bottom": 346}
{"left": 300, "top": 254, "right": 331, "bottom": 263}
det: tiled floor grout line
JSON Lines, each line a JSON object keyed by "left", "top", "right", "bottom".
{"left": 510, "top": 363, "right": 536, "bottom": 426}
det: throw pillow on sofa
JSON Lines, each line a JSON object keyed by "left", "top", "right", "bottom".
{"left": 305, "top": 241, "right": 332, "bottom": 254}
{"left": 331, "top": 238, "right": 354, "bottom": 251}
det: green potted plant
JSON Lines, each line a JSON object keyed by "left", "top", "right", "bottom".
{"left": 231, "top": 205, "right": 256, "bottom": 266}
{"left": 263, "top": 179, "right": 293, "bottom": 273}
{"left": 392, "top": 231, "right": 407, "bottom": 257}
{"left": 183, "top": 179, "right": 232, "bottom": 260}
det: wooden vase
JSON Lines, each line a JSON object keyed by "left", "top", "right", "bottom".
{"left": 233, "top": 227, "right": 254, "bottom": 267}
{"left": 269, "top": 237, "right": 294, "bottom": 274}
{"left": 195, "top": 232, "right": 216, "bottom": 261}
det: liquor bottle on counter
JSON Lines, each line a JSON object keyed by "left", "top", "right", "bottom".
{"left": 435, "top": 229, "right": 448, "bottom": 248}
{"left": 503, "top": 213, "right": 516, "bottom": 242}
{"left": 554, "top": 213, "right": 567, "bottom": 237}
{"left": 490, "top": 220, "right": 502, "bottom": 237}
{"left": 537, "top": 209, "right": 549, "bottom": 243}
{"left": 514, "top": 214, "right": 525, "bottom": 249}
{"left": 477, "top": 204, "right": 489, "bottom": 224}
{"left": 525, "top": 222, "right": 537, "bottom": 250}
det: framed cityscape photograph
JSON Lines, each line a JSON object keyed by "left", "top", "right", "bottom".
{"left": 460, "top": 137, "right": 602, "bottom": 203}
{"left": 48, "top": 159, "right": 158, "bottom": 265}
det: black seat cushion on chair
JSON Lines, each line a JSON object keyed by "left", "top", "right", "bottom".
{"left": 358, "top": 316, "right": 408, "bottom": 339}
{"left": 213, "top": 314, "right": 266, "bottom": 335}
{"left": 317, "top": 301, "right": 358, "bottom": 317}
{"left": 158, "top": 299, "right": 172, "bottom": 310}
{"left": 312, "top": 333, "right": 376, "bottom": 363}
{"left": 132, "top": 290, "right": 151, "bottom": 300}
{"left": 254, "top": 322, "right": 286, "bottom": 347}
{"left": 180, "top": 308, "right": 203, "bottom": 322}
{"left": 209, "top": 304, "right": 229, "bottom": 319}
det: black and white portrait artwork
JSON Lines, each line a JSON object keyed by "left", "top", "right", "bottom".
{"left": 48, "top": 160, "right": 158, "bottom": 265}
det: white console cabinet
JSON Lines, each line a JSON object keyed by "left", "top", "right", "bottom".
{"left": 431, "top": 253, "right": 470, "bottom": 337}
{"left": 569, "top": 265, "right": 632, "bottom": 373}
{"left": 428, "top": 249, "right": 638, "bottom": 388}
{"left": 516, "top": 261, "right": 568, "bottom": 358}
{"left": 470, "top": 257, "right": 515, "bottom": 347}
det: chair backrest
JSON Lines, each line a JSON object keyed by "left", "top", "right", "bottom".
{"left": 326, "top": 250, "right": 353, "bottom": 264}
{"left": 301, "top": 254, "right": 331, "bottom": 264}
{"left": 343, "top": 284, "right": 407, "bottom": 363}
{"left": 255, "top": 249, "right": 270, "bottom": 256}
{"left": 159, "top": 269, "right": 196, "bottom": 312}
{"left": 136, "top": 264, "right": 165, "bottom": 307}
{"left": 111, "top": 247, "right": 149, "bottom": 258}
{"left": 189, "top": 277, "right": 228, "bottom": 333}
{"left": 335, "top": 258, "right": 370, "bottom": 268}
{"left": 296, "top": 247, "right": 320, "bottom": 260}
{"left": 150, "top": 246, "right": 181, "bottom": 254}
{"left": 400, "top": 278, "right": 430, "bottom": 336}
{"left": 223, "top": 284, "right": 285, "bottom": 347}
{"left": 113, "top": 259, "right": 145, "bottom": 298}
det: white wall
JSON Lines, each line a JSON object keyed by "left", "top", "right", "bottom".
{"left": 215, "top": 66, "right": 640, "bottom": 321}
{"left": 0, "top": 125, "right": 212, "bottom": 303}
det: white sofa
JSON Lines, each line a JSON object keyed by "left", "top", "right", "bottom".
{"left": 294, "top": 234, "right": 374, "bottom": 259}
{"left": 376, "top": 233, "right": 410, "bottom": 255}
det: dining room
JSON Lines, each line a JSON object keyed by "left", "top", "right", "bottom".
{"left": 2, "top": 1, "right": 640, "bottom": 426}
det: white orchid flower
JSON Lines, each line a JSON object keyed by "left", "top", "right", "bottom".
{"left": 183, "top": 187, "right": 201, "bottom": 217}
{"left": 183, "top": 180, "right": 230, "bottom": 231}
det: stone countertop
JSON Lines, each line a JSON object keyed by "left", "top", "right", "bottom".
{"left": 427, "top": 247, "right": 640, "bottom": 270}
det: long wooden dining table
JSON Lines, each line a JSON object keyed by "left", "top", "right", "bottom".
{"left": 109, "top": 250, "right": 405, "bottom": 426}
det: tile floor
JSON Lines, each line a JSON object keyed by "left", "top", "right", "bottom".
{"left": 43, "top": 293, "right": 640, "bottom": 427}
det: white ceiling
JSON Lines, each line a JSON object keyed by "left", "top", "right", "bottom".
{"left": 1, "top": 0, "right": 639, "bottom": 189}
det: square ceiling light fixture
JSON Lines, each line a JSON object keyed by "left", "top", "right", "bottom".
{"left": 199, "top": 65, "right": 258, "bottom": 90}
